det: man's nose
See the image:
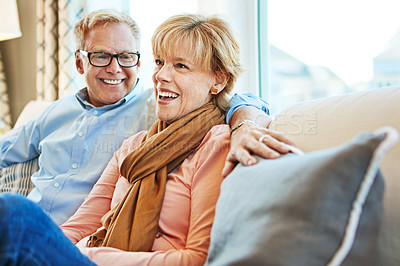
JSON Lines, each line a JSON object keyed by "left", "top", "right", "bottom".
{"left": 105, "top": 57, "right": 122, "bottom": 73}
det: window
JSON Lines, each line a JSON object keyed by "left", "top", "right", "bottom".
{"left": 265, "top": 0, "right": 400, "bottom": 115}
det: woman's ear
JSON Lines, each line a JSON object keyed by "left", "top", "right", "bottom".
{"left": 75, "top": 50, "right": 84, "bottom": 74}
{"left": 210, "top": 71, "right": 229, "bottom": 95}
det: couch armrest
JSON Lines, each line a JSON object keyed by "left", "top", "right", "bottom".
{"left": 14, "top": 100, "right": 52, "bottom": 128}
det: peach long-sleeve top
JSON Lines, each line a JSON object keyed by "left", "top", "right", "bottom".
{"left": 60, "top": 125, "right": 230, "bottom": 266}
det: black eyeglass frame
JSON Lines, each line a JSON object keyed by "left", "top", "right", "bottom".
{"left": 79, "top": 50, "right": 140, "bottom": 68}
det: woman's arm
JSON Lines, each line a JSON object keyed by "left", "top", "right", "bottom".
{"left": 224, "top": 105, "right": 295, "bottom": 177}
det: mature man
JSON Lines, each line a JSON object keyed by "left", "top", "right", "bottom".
{"left": 0, "top": 10, "right": 291, "bottom": 225}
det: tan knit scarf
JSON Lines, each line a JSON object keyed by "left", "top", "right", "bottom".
{"left": 87, "top": 102, "right": 224, "bottom": 251}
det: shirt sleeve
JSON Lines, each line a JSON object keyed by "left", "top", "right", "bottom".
{"left": 225, "top": 93, "right": 270, "bottom": 124}
{"left": 0, "top": 117, "right": 42, "bottom": 169}
{"left": 77, "top": 127, "right": 230, "bottom": 266}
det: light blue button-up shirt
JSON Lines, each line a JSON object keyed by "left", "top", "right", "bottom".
{"left": 0, "top": 86, "right": 268, "bottom": 225}
{"left": 226, "top": 93, "right": 270, "bottom": 123}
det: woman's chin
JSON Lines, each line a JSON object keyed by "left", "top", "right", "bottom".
{"left": 156, "top": 109, "right": 177, "bottom": 124}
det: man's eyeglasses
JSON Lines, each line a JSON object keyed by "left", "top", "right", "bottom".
{"left": 79, "top": 50, "right": 140, "bottom": 68}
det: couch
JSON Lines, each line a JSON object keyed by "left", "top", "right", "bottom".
{"left": 207, "top": 86, "right": 400, "bottom": 266}
{"left": 271, "top": 86, "right": 399, "bottom": 266}
{"left": 1, "top": 86, "right": 399, "bottom": 265}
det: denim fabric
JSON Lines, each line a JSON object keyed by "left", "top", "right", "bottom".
{"left": 0, "top": 194, "right": 96, "bottom": 266}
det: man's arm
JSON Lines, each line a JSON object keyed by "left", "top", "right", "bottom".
{"left": 0, "top": 124, "right": 40, "bottom": 169}
{"left": 224, "top": 94, "right": 294, "bottom": 177}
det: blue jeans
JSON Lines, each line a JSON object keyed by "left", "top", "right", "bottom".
{"left": 0, "top": 193, "right": 96, "bottom": 266}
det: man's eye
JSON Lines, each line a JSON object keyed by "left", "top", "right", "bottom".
{"left": 93, "top": 54, "right": 109, "bottom": 60}
{"left": 119, "top": 54, "right": 132, "bottom": 60}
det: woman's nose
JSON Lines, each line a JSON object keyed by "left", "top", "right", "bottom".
{"left": 155, "top": 64, "right": 172, "bottom": 83}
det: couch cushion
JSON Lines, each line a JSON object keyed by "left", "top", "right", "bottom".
{"left": 268, "top": 86, "right": 400, "bottom": 265}
{"left": 206, "top": 127, "right": 398, "bottom": 266}
{"left": 13, "top": 100, "right": 51, "bottom": 129}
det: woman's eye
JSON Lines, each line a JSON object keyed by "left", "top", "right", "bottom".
{"left": 177, "top": 63, "right": 188, "bottom": 69}
{"left": 155, "top": 59, "right": 163, "bottom": 66}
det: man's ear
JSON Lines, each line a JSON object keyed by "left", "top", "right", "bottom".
{"left": 75, "top": 50, "right": 84, "bottom": 74}
{"left": 211, "top": 71, "right": 230, "bottom": 94}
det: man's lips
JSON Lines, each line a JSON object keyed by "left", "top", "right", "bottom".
{"left": 100, "top": 78, "right": 123, "bottom": 85}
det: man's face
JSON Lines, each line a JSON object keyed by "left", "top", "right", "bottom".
{"left": 75, "top": 22, "right": 140, "bottom": 107}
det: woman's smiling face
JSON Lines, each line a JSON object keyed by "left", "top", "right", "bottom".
{"left": 152, "top": 41, "right": 217, "bottom": 124}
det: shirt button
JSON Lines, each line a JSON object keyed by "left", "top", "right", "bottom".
{"left": 155, "top": 232, "right": 162, "bottom": 238}
{"left": 78, "top": 131, "right": 83, "bottom": 137}
{"left": 72, "top": 163, "right": 78, "bottom": 169}
{"left": 93, "top": 110, "right": 98, "bottom": 115}
{"left": 54, "top": 182, "right": 60, "bottom": 188}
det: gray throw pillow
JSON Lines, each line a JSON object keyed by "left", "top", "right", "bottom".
{"left": 206, "top": 128, "right": 398, "bottom": 266}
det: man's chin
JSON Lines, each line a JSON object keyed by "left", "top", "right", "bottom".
{"left": 105, "top": 91, "right": 128, "bottom": 102}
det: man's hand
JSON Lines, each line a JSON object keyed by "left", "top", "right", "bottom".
{"left": 223, "top": 106, "right": 295, "bottom": 178}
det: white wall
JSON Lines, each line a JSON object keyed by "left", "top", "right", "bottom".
{"left": 198, "top": 0, "right": 259, "bottom": 95}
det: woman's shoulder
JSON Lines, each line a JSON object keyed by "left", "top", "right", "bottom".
{"left": 196, "top": 124, "right": 230, "bottom": 152}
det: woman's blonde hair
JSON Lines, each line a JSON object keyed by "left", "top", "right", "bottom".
{"left": 151, "top": 14, "right": 243, "bottom": 111}
{"left": 74, "top": 9, "right": 141, "bottom": 51}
